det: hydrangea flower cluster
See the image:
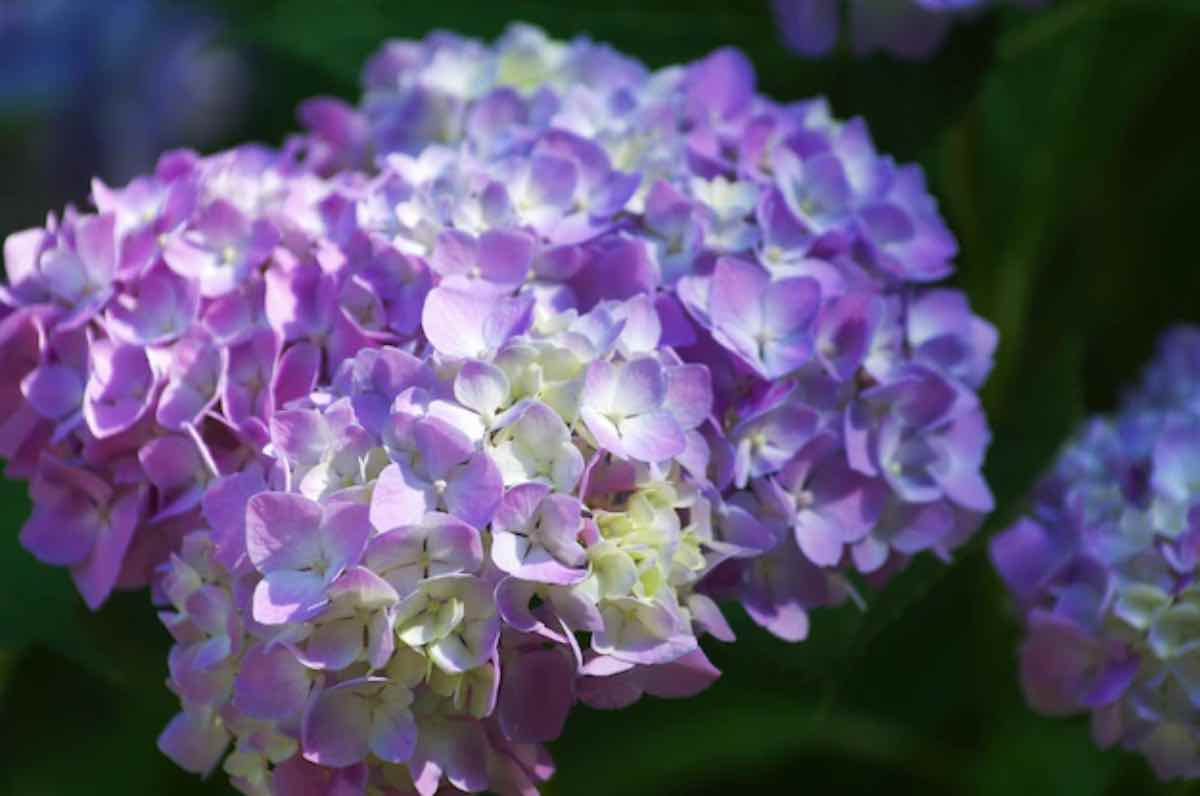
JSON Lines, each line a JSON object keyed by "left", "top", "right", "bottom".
{"left": 992, "top": 326, "right": 1200, "bottom": 780}
{"left": 770, "top": 0, "right": 1048, "bottom": 60}
{"left": 2, "top": 24, "right": 998, "bottom": 795}
{"left": 156, "top": 330, "right": 731, "bottom": 794}
{"left": 0, "top": 142, "right": 376, "bottom": 609}
{"left": 296, "top": 20, "right": 999, "bottom": 640}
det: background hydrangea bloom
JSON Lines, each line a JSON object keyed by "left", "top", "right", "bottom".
{"left": 1, "top": 21, "right": 999, "bottom": 796}
{"left": 992, "top": 327, "right": 1200, "bottom": 780}
{"left": 0, "top": 0, "right": 246, "bottom": 210}
{"left": 771, "top": 0, "right": 1049, "bottom": 60}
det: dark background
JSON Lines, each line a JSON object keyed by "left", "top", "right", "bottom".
{"left": 2, "top": 0, "right": 1199, "bottom": 793}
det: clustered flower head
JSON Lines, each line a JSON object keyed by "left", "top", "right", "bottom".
{"left": 2, "top": 23, "right": 997, "bottom": 795}
{"left": 992, "top": 326, "right": 1200, "bottom": 780}
{"left": 771, "top": 0, "right": 1048, "bottom": 60}
{"left": 0, "top": 142, "right": 357, "bottom": 608}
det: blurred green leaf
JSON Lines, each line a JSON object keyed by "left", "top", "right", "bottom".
{"left": 952, "top": 1, "right": 1200, "bottom": 413}
{"left": 0, "top": 479, "right": 174, "bottom": 688}
{"left": 971, "top": 715, "right": 1121, "bottom": 796}
{"left": 0, "top": 481, "right": 111, "bottom": 675}
{"left": 547, "top": 682, "right": 963, "bottom": 796}
{"left": 0, "top": 646, "right": 235, "bottom": 796}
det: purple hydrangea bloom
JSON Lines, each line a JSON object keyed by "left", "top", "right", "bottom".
{"left": 1, "top": 23, "right": 997, "bottom": 796}
{"left": 992, "top": 326, "right": 1200, "bottom": 781}
{"left": 0, "top": 142, "right": 414, "bottom": 604}
{"left": 771, "top": 0, "right": 1050, "bottom": 60}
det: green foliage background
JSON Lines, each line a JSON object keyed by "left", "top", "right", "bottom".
{"left": 2, "top": 1, "right": 1200, "bottom": 792}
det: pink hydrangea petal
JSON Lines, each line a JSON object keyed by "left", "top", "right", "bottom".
{"left": 19, "top": 500, "right": 100, "bottom": 567}
{"left": 369, "top": 696, "right": 417, "bottom": 764}
{"left": 274, "top": 342, "right": 323, "bottom": 410}
{"left": 21, "top": 364, "right": 84, "bottom": 420}
{"left": 318, "top": 502, "right": 371, "bottom": 572}
{"left": 245, "top": 492, "right": 324, "bottom": 573}
{"left": 252, "top": 569, "right": 329, "bottom": 625}
{"left": 233, "top": 644, "right": 313, "bottom": 721}
{"left": 157, "top": 710, "right": 230, "bottom": 776}
{"left": 498, "top": 647, "right": 575, "bottom": 742}
{"left": 303, "top": 683, "right": 374, "bottom": 767}
{"left": 370, "top": 462, "right": 435, "bottom": 532}
{"left": 620, "top": 411, "right": 686, "bottom": 463}
{"left": 442, "top": 452, "right": 502, "bottom": 529}
{"left": 613, "top": 356, "right": 667, "bottom": 417}
{"left": 71, "top": 487, "right": 145, "bottom": 610}
{"left": 305, "top": 616, "right": 366, "bottom": 671}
